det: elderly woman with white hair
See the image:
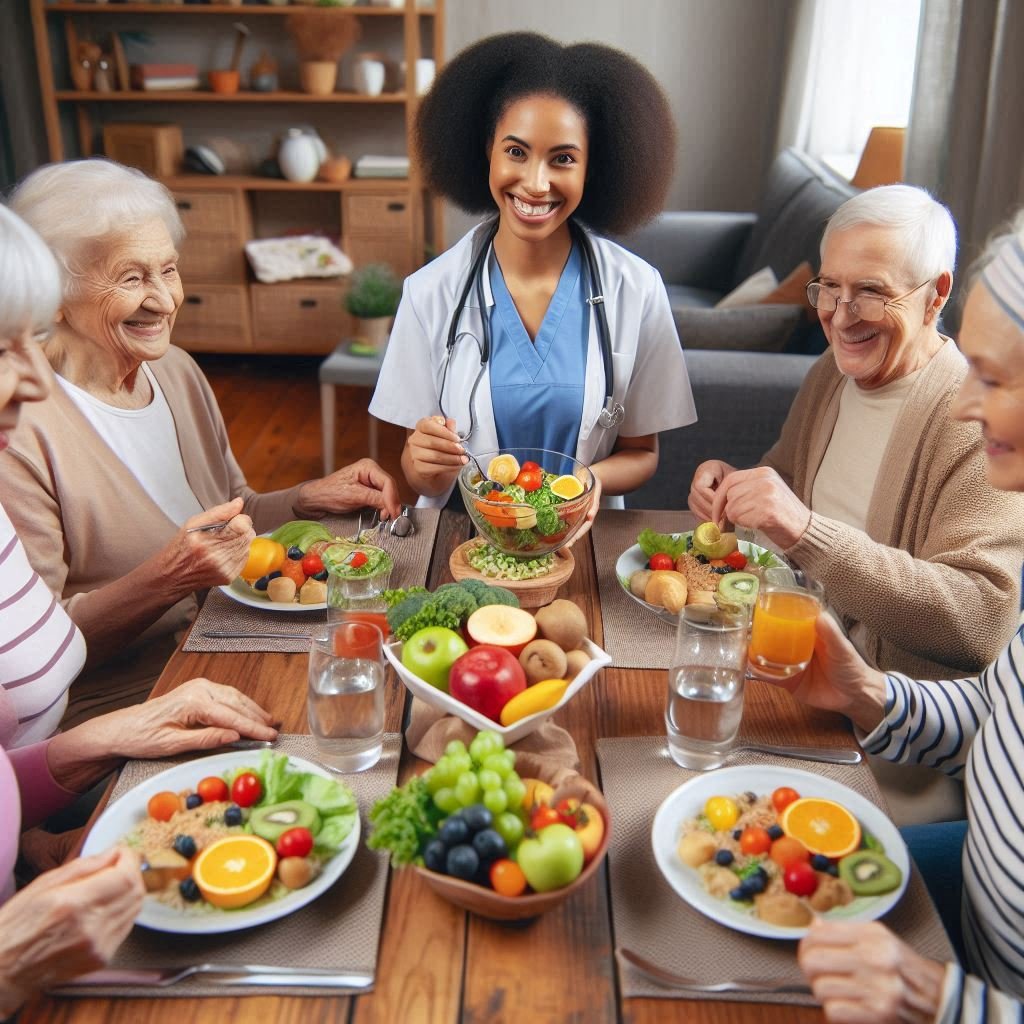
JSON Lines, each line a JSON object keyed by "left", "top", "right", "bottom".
{"left": 5, "top": 159, "right": 401, "bottom": 726}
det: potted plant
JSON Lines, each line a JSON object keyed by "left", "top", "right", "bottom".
{"left": 286, "top": 10, "right": 360, "bottom": 96}
{"left": 345, "top": 263, "right": 402, "bottom": 353}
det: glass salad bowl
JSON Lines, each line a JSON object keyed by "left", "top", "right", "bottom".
{"left": 457, "top": 448, "right": 596, "bottom": 559}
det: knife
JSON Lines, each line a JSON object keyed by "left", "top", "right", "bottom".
{"left": 62, "top": 965, "right": 374, "bottom": 989}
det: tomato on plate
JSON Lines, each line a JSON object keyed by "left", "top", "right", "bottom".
{"left": 147, "top": 791, "right": 182, "bottom": 822}
{"left": 301, "top": 552, "right": 324, "bottom": 576}
{"left": 277, "top": 827, "right": 314, "bottom": 859}
{"left": 771, "top": 786, "right": 800, "bottom": 814}
{"left": 231, "top": 772, "right": 262, "bottom": 808}
{"left": 739, "top": 826, "right": 772, "bottom": 856}
{"left": 197, "top": 776, "right": 229, "bottom": 804}
{"left": 514, "top": 468, "right": 543, "bottom": 492}
{"left": 648, "top": 553, "right": 674, "bottom": 571}
{"left": 490, "top": 858, "right": 527, "bottom": 897}
{"left": 783, "top": 861, "right": 819, "bottom": 897}
{"left": 724, "top": 550, "right": 748, "bottom": 571}
{"left": 769, "top": 835, "right": 810, "bottom": 868}
{"left": 530, "top": 805, "right": 562, "bottom": 832}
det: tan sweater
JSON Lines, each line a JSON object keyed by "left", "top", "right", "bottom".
{"left": 2, "top": 346, "right": 306, "bottom": 723}
{"left": 762, "top": 339, "right": 1024, "bottom": 680}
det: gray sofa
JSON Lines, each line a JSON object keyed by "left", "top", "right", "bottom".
{"left": 627, "top": 348, "right": 817, "bottom": 510}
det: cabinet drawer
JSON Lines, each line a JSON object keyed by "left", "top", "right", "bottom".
{"left": 172, "top": 190, "right": 243, "bottom": 238}
{"left": 173, "top": 285, "right": 250, "bottom": 352}
{"left": 178, "top": 235, "right": 247, "bottom": 284}
{"left": 347, "top": 235, "right": 414, "bottom": 281}
{"left": 344, "top": 192, "right": 412, "bottom": 234}
{"left": 251, "top": 282, "right": 351, "bottom": 354}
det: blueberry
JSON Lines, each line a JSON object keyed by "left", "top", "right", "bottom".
{"left": 254, "top": 575, "right": 271, "bottom": 591}
{"left": 827, "top": 864, "right": 840, "bottom": 877}
{"left": 713, "top": 566, "right": 731, "bottom": 575}
{"left": 268, "top": 570, "right": 282, "bottom": 580}
{"left": 767, "top": 825, "right": 784, "bottom": 840}
{"left": 446, "top": 844, "right": 480, "bottom": 880}
{"left": 471, "top": 829, "right": 507, "bottom": 864}
{"left": 744, "top": 873, "right": 767, "bottom": 895}
{"left": 462, "top": 805, "right": 493, "bottom": 834}
{"left": 184, "top": 793, "right": 202, "bottom": 810}
{"left": 714, "top": 849, "right": 735, "bottom": 867}
{"left": 753, "top": 865, "right": 769, "bottom": 880}
{"left": 811, "top": 854, "right": 831, "bottom": 871}
{"left": 223, "top": 804, "right": 243, "bottom": 826}
{"left": 179, "top": 877, "right": 201, "bottom": 902}
{"left": 173, "top": 834, "right": 197, "bottom": 859}
{"left": 729, "top": 885, "right": 750, "bottom": 902}
{"left": 423, "top": 838, "right": 447, "bottom": 873}
{"left": 695, "top": 553, "right": 709, "bottom": 564}
{"left": 732, "top": 829, "right": 743, "bottom": 841}
{"left": 438, "top": 817, "right": 470, "bottom": 847}
{"left": 313, "top": 570, "right": 328, "bottom": 582}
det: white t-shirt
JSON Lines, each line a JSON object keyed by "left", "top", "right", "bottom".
{"left": 58, "top": 364, "right": 204, "bottom": 526}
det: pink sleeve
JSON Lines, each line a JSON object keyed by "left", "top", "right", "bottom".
{"left": 7, "top": 740, "right": 79, "bottom": 829}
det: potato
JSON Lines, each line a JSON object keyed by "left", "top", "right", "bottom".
{"left": 267, "top": 576, "right": 297, "bottom": 603}
{"left": 677, "top": 831, "right": 716, "bottom": 868}
{"left": 809, "top": 874, "right": 854, "bottom": 913}
{"left": 701, "top": 863, "right": 741, "bottom": 899}
{"left": 277, "top": 856, "right": 315, "bottom": 890}
{"left": 299, "top": 578, "right": 327, "bottom": 605}
{"left": 644, "top": 570, "right": 688, "bottom": 613}
{"left": 687, "top": 590, "right": 717, "bottom": 606}
{"left": 755, "top": 891, "right": 813, "bottom": 927}
{"left": 534, "top": 599, "right": 588, "bottom": 651}
{"left": 629, "top": 568, "right": 652, "bottom": 599}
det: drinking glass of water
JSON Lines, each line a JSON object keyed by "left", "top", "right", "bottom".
{"left": 666, "top": 605, "right": 749, "bottom": 770}
{"left": 308, "top": 620, "right": 385, "bottom": 773}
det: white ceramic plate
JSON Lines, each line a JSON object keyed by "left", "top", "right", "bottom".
{"left": 81, "top": 750, "right": 360, "bottom": 935}
{"left": 385, "top": 637, "right": 612, "bottom": 745}
{"left": 651, "top": 764, "right": 910, "bottom": 940}
{"left": 615, "top": 531, "right": 784, "bottom": 627}
{"left": 219, "top": 575, "right": 327, "bottom": 613}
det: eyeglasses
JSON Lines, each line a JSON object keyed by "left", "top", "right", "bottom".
{"left": 805, "top": 279, "right": 933, "bottom": 322}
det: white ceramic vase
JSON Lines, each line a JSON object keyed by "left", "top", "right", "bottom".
{"left": 278, "top": 129, "right": 322, "bottom": 183}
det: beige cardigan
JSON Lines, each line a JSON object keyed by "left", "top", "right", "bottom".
{"left": 2, "top": 346, "right": 306, "bottom": 723}
{"left": 763, "top": 339, "right": 1024, "bottom": 680}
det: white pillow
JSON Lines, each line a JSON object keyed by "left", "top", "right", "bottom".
{"left": 715, "top": 266, "right": 779, "bottom": 308}
{"left": 244, "top": 235, "right": 353, "bottom": 284}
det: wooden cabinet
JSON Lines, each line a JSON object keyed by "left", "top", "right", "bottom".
{"left": 251, "top": 281, "right": 351, "bottom": 355}
{"left": 173, "top": 284, "right": 251, "bottom": 352}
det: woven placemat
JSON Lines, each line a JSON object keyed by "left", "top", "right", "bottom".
{"left": 592, "top": 510, "right": 695, "bottom": 669}
{"left": 183, "top": 510, "right": 439, "bottom": 652}
{"left": 54, "top": 733, "right": 401, "bottom": 999}
{"left": 596, "top": 736, "right": 954, "bottom": 1004}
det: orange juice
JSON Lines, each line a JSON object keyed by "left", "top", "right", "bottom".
{"left": 331, "top": 620, "right": 384, "bottom": 659}
{"left": 748, "top": 589, "right": 819, "bottom": 676}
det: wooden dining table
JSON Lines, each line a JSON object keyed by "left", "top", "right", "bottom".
{"left": 23, "top": 509, "right": 857, "bottom": 1024}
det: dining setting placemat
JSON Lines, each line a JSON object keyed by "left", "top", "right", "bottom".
{"left": 592, "top": 509, "right": 694, "bottom": 669}
{"left": 596, "top": 736, "right": 955, "bottom": 1004}
{"left": 183, "top": 509, "right": 440, "bottom": 653}
{"left": 54, "top": 733, "right": 401, "bottom": 999}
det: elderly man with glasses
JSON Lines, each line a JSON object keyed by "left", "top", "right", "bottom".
{"left": 688, "top": 185, "right": 1024, "bottom": 824}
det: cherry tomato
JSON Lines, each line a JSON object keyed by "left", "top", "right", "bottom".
{"left": 519, "top": 461, "right": 541, "bottom": 474}
{"left": 704, "top": 796, "right": 740, "bottom": 831}
{"left": 739, "top": 826, "right": 772, "bottom": 856}
{"left": 724, "top": 550, "right": 748, "bottom": 571}
{"left": 769, "top": 836, "right": 810, "bottom": 868}
{"left": 783, "top": 860, "right": 819, "bottom": 897}
{"left": 530, "top": 805, "right": 562, "bottom": 832}
{"left": 349, "top": 551, "right": 369, "bottom": 569}
{"left": 554, "top": 797, "right": 581, "bottom": 827}
{"left": 515, "top": 468, "right": 544, "bottom": 492}
{"left": 648, "top": 553, "right": 675, "bottom": 571}
{"left": 197, "top": 776, "right": 229, "bottom": 804}
{"left": 489, "top": 858, "right": 528, "bottom": 897}
{"left": 277, "top": 827, "right": 314, "bottom": 859}
{"left": 301, "top": 552, "right": 324, "bottom": 576}
{"left": 771, "top": 787, "right": 801, "bottom": 814}
{"left": 147, "top": 791, "right": 182, "bottom": 822}
{"left": 231, "top": 772, "right": 262, "bottom": 808}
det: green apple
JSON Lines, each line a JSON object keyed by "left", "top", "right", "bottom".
{"left": 401, "top": 627, "right": 469, "bottom": 692}
{"left": 517, "top": 823, "right": 584, "bottom": 892}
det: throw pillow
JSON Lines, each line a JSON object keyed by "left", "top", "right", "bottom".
{"left": 714, "top": 266, "right": 779, "bottom": 309}
{"left": 759, "top": 261, "right": 816, "bottom": 317}
{"left": 674, "top": 304, "right": 803, "bottom": 353}
{"left": 244, "top": 235, "right": 353, "bottom": 284}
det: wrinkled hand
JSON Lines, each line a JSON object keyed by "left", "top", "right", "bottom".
{"left": 296, "top": 458, "right": 401, "bottom": 521}
{"left": 162, "top": 498, "right": 254, "bottom": 591}
{"left": 406, "top": 416, "right": 467, "bottom": 484}
{"left": 0, "top": 848, "right": 143, "bottom": 1015}
{"left": 709, "top": 466, "right": 811, "bottom": 549}
{"left": 564, "top": 474, "right": 602, "bottom": 549}
{"left": 687, "top": 459, "right": 735, "bottom": 521}
{"left": 798, "top": 919, "right": 946, "bottom": 1024}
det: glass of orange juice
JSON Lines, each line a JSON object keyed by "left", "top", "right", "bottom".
{"left": 747, "top": 569, "right": 824, "bottom": 681}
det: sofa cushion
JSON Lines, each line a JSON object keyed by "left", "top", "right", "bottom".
{"left": 674, "top": 303, "right": 803, "bottom": 353}
{"left": 665, "top": 283, "right": 721, "bottom": 310}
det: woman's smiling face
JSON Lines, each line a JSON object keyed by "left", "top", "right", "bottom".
{"left": 488, "top": 93, "right": 588, "bottom": 244}
{"left": 0, "top": 329, "right": 50, "bottom": 452}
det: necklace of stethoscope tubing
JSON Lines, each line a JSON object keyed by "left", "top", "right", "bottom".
{"left": 438, "top": 217, "right": 624, "bottom": 443}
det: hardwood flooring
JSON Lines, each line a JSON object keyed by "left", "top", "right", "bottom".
{"left": 195, "top": 353, "right": 419, "bottom": 504}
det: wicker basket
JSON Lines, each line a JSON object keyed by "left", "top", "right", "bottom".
{"left": 449, "top": 540, "right": 574, "bottom": 609}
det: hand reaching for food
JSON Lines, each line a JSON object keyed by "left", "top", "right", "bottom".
{"left": 687, "top": 459, "right": 735, "bottom": 521}
{"left": 407, "top": 415, "right": 468, "bottom": 481}
{"left": 164, "top": 498, "right": 254, "bottom": 590}
{"left": 296, "top": 458, "right": 401, "bottom": 521}
{"left": 709, "top": 466, "right": 811, "bottom": 549}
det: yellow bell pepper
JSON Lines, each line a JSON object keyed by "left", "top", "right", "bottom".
{"left": 499, "top": 678, "right": 569, "bottom": 727}
{"left": 241, "top": 537, "right": 286, "bottom": 583}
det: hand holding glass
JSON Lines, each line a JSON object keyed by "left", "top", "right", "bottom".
{"left": 747, "top": 569, "right": 824, "bottom": 681}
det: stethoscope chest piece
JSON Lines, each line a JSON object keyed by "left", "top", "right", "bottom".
{"left": 598, "top": 399, "right": 625, "bottom": 429}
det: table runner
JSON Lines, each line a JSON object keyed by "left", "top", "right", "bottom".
{"left": 183, "top": 509, "right": 439, "bottom": 652}
{"left": 596, "top": 736, "right": 954, "bottom": 1004}
{"left": 53, "top": 733, "right": 401, "bottom": 999}
{"left": 592, "top": 509, "right": 694, "bottom": 669}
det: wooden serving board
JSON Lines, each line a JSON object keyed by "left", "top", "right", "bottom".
{"left": 449, "top": 539, "right": 574, "bottom": 608}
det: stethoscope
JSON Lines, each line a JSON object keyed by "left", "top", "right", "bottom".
{"left": 437, "top": 217, "right": 624, "bottom": 442}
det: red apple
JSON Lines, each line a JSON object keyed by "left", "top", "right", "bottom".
{"left": 448, "top": 645, "right": 527, "bottom": 722}
{"left": 465, "top": 605, "right": 537, "bottom": 658}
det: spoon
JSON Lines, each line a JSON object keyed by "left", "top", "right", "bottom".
{"left": 390, "top": 505, "right": 414, "bottom": 537}
{"left": 464, "top": 451, "right": 501, "bottom": 493}
{"left": 726, "top": 742, "right": 862, "bottom": 765}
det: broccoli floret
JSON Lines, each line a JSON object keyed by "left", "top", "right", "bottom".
{"left": 393, "top": 587, "right": 480, "bottom": 642}
{"left": 455, "top": 578, "right": 495, "bottom": 602}
{"left": 524, "top": 487, "right": 556, "bottom": 508}
{"left": 533, "top": 504, "right": 562, "bottom": 536}
{"left": 382, "top": 586, "right": 428, "bottom": 609}
{"left": 387, "top": 592, "right": 432, "bottom": 634}
{"left": 473, "top": 585, "right": 520, "bottom": 608}
{"left": 503, "top": 484, "right": 527, "bottom": 502}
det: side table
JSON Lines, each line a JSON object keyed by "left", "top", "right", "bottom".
{"left": 318, "top": 342, "right": 386, "bottom": 475}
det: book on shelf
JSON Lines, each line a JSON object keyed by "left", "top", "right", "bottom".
{"left": 353, "top": 155, "right": 410, "bottom": 179}
{"left": 130, "top": 64, "right": 200, "bottom": 91}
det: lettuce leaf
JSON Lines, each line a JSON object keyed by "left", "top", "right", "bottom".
{"left": 637, "top": 528, "right": 689, "bottom": 559}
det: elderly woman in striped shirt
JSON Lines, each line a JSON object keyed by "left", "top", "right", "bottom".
{"left": 790, "top": 211, "right": 1024, "bottom": 1023}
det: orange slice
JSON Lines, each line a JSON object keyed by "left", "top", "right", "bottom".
{"left": 780, "top": 797, "right": 862, "bottom": 858}
{"left": 550, "top": 474, "right": 584, "bottom": 500}
{"left": 192, "top": 835, "right": 277, "bottom": 909}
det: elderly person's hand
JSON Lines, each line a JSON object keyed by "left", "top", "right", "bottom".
{"left": 159, "top": 498, "right": 255, "bottom": 590}
{"left": 709, "top": 466, "right": 811, "bottom": 549}
{"left": 798, "top": 919, "right": 946, "bottom": 1024}
{"left": 296, "top": 458, "right": 402, "bottom": 522}
{"left": 0, "top": 848, "right": 144, "bottom": 1015}
{"left": 687, "top": 459, "right": 736, "bottom": 521}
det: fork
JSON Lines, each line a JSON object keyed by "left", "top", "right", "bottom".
{"left": 616, "top": 948, "right": 812, "bottom": 994}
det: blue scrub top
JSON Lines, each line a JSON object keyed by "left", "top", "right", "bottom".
{"left": 488, "top": 241, "right": 589, "bottom": 469}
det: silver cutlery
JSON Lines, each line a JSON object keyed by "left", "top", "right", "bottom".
{"left": 727, "top": 742, "right": 862, "bottom": 765}
{"left": 227, "top": 738, "right": 277, "bottom": 750}
{"left": 203, "top": 630, "right": 312, "bottom": 640}
{"left": 464, "top": 451, "right": 501, "bottom": 491}
{"left": 616, "top": 948, "right": 812, "bottom": 995}
{"left": 390, "top": 504, "right": 414, "bottom": 537}
{"left": 65, "top": 964, "right": 374, "bottom": 989}
{"left": 186, "top": 521, "right": 230, "bottom": 534}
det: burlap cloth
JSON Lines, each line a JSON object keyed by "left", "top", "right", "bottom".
{"left": 183, "top": 510, "right": 439, "bottom": 653}
{"left": 596, "top": 736, "right": 954, "bottom": 1004}
{"left": 53, "top": 733, "right": 401, "bottom": 999}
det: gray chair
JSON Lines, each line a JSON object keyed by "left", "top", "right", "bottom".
{"left": 627, "top": 348, "right": 817, "bottom": 509}
{"left": 318, "top": 343, "right": 386, "bottom": 475}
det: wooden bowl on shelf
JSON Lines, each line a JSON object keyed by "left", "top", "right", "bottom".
{"left": 449, "top": 540, "right": 574, "bottom": 609}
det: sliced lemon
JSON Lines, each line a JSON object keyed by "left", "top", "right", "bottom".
{"left": 192, "top": 835, "right": 277, "bottom": 909}
{"left": 691, "top": 522, "right": 738, "bottom": 560}
{"left": 550, "top": 474, "right": 585, "bottom": 500}
{"left": 487, "top": 454, "right": 520, "bottom": 486}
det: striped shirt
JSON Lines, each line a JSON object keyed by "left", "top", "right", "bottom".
{"left": 0, "top": 502, "right": 85, "bottom": 745}
{"left": 863, "top": 623, "right": 1024, "bottom": 1023}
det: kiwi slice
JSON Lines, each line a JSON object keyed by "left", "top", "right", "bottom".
{"left": 838, "top": 850, "right": 902, "bottom": 896}
{"left": 716, "top": 572, "right": 760, "bottom": 610}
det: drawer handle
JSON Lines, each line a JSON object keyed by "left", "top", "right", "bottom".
{"left": 176, "top": 201, "right": 193, "bottom": 211}
{"left": 300, "top": 299, "right": 318, "bottom": 308}
{"left": 387, "top": 202, "right": 406, "bottom": 212}
{"left": 185, "top": 295, "right": 203, "bottom": 305}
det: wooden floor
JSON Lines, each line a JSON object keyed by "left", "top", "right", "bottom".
{"left": 196, "top": 353, "right": 420, "bottom": 504}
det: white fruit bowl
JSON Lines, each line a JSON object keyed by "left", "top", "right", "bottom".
{"left": 383, "top": 637, "right": 612, "bottom": 744}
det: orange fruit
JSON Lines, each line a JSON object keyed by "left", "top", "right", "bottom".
{"left": 780, "top": 797, "right": 862, "bottom": 858}
{"left": 192, "top": 835, "right": 277, "bottom": 909}
{"left": 550, "top": 474, "right": 584, "bottom": 500}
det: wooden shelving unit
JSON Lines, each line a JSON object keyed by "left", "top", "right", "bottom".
{"left": 29, "top": 0, "right": 445, "bottom": 355}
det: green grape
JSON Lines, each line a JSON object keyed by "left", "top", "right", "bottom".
{"left": 454, "top": 771, "right": 481, "bottom": 807}
{"left": 483, "top": 788, "right": 508, "bottom": 815}
{"left": 424, "top": 767, "right": 446, "bottom": 796}
{"left": 431, "top": 756, "right": 458, "bottom": 789}
{"left": 503, "top": 775, "right": 526, "bottom": 809}
{"left": 494, "top": 811, "right": 525, "bottom": 848}
{"left": 444, "top": 739, "right": 468, "bottom": 758}
{"left": 433, "top": 787, "right": 460, "bottom": 814}
{"left": 469, "top": 732, "right": 501, "bottom": 765}
{"left": 449, "top": 752, "right": 473, "bottom": 777}
{"left": 482, "top": 753, "right": 512, "bottom": 779}
{"left": 478, "top": 769, "right": 502, "bottom": 792}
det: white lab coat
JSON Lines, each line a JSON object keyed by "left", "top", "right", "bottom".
{"left": 369, "top": 223, "right": 697, "bottom": 508}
